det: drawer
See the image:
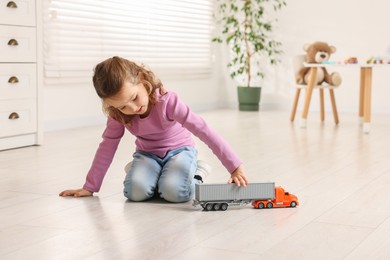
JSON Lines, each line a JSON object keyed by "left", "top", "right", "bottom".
{"left": 0, "top": 25, "right": 36, "bottom": 62}
{"left": 0, "top": 0, "right": 36, "bottom": 26}
{"left": 0, "top": 99, "right": 37, "bottom": 137}
{"left": 0, "top": 64, "right": 36, "bottom": 100}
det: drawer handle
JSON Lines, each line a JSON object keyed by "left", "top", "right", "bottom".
{"left": 9, "top": 112, "right": 20, "bottom": 120}
{"left": 8, "top": 39, "right": 19, "bottom": 46}
{"left": 6, "top": 1, "right": 18, "bottom": 8}
{"left": 8, "top": 76, "right": 19, "bottom": 84}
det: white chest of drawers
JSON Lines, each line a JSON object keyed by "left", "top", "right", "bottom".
{"left": 0, "top": 0, "right": 42, "bottom": 150}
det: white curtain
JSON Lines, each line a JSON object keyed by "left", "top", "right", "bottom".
{"left": 43, "top": 0, "right": 214, "bottom": 85}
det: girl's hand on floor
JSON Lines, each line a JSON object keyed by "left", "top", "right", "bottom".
{"left": 59, "top": 188, "right": 93, "bottom": 197}
{"left": 228, "top": 165, "right": 249, "bottom": 187}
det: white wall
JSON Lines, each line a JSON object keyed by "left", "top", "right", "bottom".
{"left": 220, "top": 0, "right": 390, "bottom": 113}
{"left": 44, "top": 0, "right": 390, "bottom": 131}
{"left": 43, "top": 68, "right": 223, "bottom": 132}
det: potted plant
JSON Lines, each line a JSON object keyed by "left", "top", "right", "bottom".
{"left": 213, "top": 0, "right": 286, "bottom": 111}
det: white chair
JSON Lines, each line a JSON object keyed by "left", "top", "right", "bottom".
{"left": 290, "top": 55, "right": 339, "bottom": 126}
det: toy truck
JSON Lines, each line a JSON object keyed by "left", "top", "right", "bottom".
{"left": 193, "top": 182, "right": 299, "bottom": 211}
{"left": 251, "top": 186, "right": 299, "bottom": 209}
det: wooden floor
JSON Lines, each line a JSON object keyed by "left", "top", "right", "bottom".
{"left": 1, "top": 110, "right": 390, "bottom": 260}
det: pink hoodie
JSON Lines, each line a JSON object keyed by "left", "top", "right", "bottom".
{"left": 83, "top": 91, "right": 242, "bottom": 192}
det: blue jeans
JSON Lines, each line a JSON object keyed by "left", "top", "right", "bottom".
{"left": 123, "top": 146, "right": 201, "bottom": 203}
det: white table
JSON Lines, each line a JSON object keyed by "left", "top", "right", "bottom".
{"left": 302, "top": 63, "right": 390, "bottom": 133}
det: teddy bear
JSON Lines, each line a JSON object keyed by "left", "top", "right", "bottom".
{"left": 296, "top": 41, "right": 342, "bottom": 86}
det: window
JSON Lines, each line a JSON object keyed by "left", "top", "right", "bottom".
{"left": 43, "top": 0, "right": 214, "bottom": 85}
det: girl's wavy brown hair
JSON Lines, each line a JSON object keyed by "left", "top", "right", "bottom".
{"left": 92, "top": 56, "right": 166, "bottom": 125}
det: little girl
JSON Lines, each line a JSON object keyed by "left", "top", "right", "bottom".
{"left": 60, "top": 56, "right": 248, "bottom": 202}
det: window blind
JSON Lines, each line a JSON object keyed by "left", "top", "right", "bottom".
{"left": 43, "top": 0, "right": 214, "bottom": 85}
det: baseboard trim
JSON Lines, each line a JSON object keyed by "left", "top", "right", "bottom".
{"left": 44, "top": 115, "right": 106, "bottom": 132}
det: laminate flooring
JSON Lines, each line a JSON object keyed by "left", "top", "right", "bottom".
{"left": 1, "top": 110, "right": 390, "bottom": 260}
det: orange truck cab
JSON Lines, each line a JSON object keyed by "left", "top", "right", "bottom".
{"left": 251, "top": 186, "right": 299, "bottom": 209}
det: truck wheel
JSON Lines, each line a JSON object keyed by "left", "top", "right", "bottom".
{"left": 290, "top": 201, "right": 297, "bottom": 207}
{"left": 257, "top": 202, "right": 264, "bottom": 209}
{"left": 205, "top": 203, "right": 213, "bottom": 211}
{"left": 266, "top": 202, "right": 273, "bottom": 208}
{"left": 213, "top": 203, "right": 221, "bottom": 211}
{"left": 221, "top": 203, "right": 228, "bottom": 211}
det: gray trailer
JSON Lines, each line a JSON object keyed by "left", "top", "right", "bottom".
{"left": 193, "top": 182, "right": 275, "bottom": 211}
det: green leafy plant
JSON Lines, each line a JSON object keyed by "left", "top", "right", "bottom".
{"left": 213, "top": 0, "right": 286, "bottom": 87}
